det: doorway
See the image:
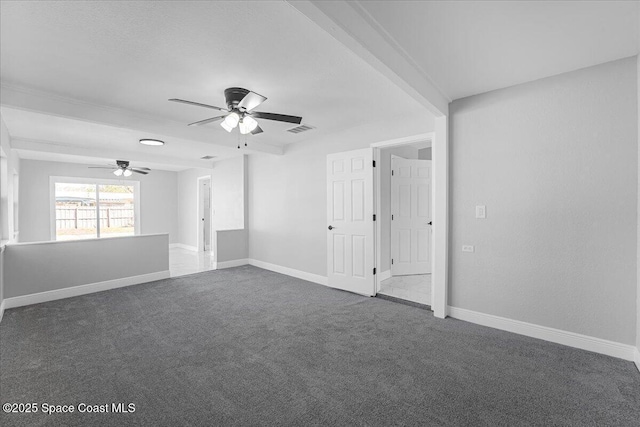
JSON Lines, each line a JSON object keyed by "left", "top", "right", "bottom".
{"left": 197, "top": 176, "right": 212, "bottom": 253}
{"left": 376, "top": 143, "right": 432, "bottom": 305}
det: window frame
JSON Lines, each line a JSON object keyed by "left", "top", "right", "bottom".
{"left": 50, "top": 176, "right": 141, "bottom": 241}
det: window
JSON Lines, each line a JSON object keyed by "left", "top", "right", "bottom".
{"left": 51, "top": 177, "right": 140, "bottom": 241}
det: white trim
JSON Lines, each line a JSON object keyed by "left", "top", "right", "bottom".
{"left": 431, "top": 116, "right": 448, "bottom": 318}
{"left": 196, "top": 175, "right": 213, "bottom": 253}
{"left": 448, "top": 306, "right": 636, "bottom": 361}
{"left": 379, "top": 269, "right": 391, "bottom": 282}
{"left": 370, "top": 131, "right": 447, "bottom": 318}
{"left": 0, "top": 299, "right": 5, "bottom": 323}
{"left": 169, "top": 243, "right": 198, "bottom": 252}
{"left": 4, "top": 270, "right": 170, "bottom": 309}
{"left": 248, "top": 259, "right": 328, "bottom": 286}
{"left": 634, "top": 348, "right": 640, "bottom": 373}
{"left": 371, "top": 132, "right": 434, "bottom": 148}
{"left": 215, "top": 258, "right": 249, "bottom": 269}
{"left": 12, "top": 233, "right": 169, "bottom": 247}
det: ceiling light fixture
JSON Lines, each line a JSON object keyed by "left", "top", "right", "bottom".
{"left": 221, "top": 112, "right": 240, "bottom": 133}
{"left": 113, "top": 168, "right": 124, "bottom": 177}
{"left": 123, "top": 169, "right": 133, "bottom": 177}
{"left": 239, "top": 116, "right": 258, "bottom": 135}
{"left": 139, "top": 138, "right": 165, "bottom": 146}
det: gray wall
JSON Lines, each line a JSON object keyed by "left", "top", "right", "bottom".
{"left": 4, "top": 233, "right": 169, "bottom": 298}
{"left": 449, "top": 57, "right": 637, "bottom": 345}
{"left": 418, "top": 147, "right": 431, "bottom": 160}
{"left": 215, "top": 229, "right": 248, "bottom": 262}
{"left": 379, "top": 145, "right": 419, "bottom": 273}
{"left": 19, "top": 159, "right": 178, "bottom": 243}
{"left": 249, "top": 116, "right": 434, "bottom": 276}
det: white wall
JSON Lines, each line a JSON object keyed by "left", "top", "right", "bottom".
{"left": 176, "top": 157, "right": 246, "bottom": 250}
{"left": 0, "top": 116, "right": 20, "bottom": 243}
{"left": 18, "top": 159, "right": 179, "bottom": 243}
{"left": 249, "top": 116, "right": 434, "bottom": 277}
{"left": 0, "top": 115, "right": 20, "bottom": 314}
{"left": 176, "top": 167, "right": 212, "bottom": 248}
{"left": 379, "top": 145, "right": 419, "bottom": 272}
{"left": 449, "top": 57, "right": 637, "bottom": 345}
{"left": 212, "top": 155, "right": 245, "bottom": 231}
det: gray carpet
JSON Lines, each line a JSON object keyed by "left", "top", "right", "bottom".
{"left": 1, "top": 266, "right": 639, "bottom": 426}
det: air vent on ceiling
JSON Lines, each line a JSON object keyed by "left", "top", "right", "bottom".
{"left": 200, "top": 155, "right": 217, "bottom": 160}
{"left": 287, "top": 124, "right": 315, "bottom": 134}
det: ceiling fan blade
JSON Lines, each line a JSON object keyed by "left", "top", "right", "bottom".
{"left": 135, "top": 167, "right": 151, "bottom": 171}
{"left": 250, "top": 111, "right": 302, "bottom": 124}
{"left": 251, "top": 125, "right": 263, "bottom": 135}
{"left": 187, "top": 115, "right": 226, "bottom": 126}
{"left": 131, "top": 169, "right": 149, "bottom": 175}
{"left": 237, "top": 91, "right": 267, "bottom": 112}
{"left": 88, "top": 166, "right": 116, "bottom": 169}
{"left": 169, "top": 98, "right": 227, "bottom": 112}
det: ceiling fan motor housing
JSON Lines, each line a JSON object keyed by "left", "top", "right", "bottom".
{"left": 116, "top": 160, "right": 130, "bottom": 168}
{"left": 224, "top": 87, "right": 250, "bottom": 111}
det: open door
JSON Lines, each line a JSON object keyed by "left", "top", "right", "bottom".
{"left": 326, "top": 148, "right": 375, "bottom": 296}
{"left": 391, "top": 157, "right": 431, "bottom": 275}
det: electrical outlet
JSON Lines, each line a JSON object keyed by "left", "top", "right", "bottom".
{"left": 462, "top": 245, "right": 474, "bottom": 253}
{"left": 476, "top": 205, "right": 486, "bottom": 219}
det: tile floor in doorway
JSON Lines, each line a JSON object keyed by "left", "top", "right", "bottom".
{"left": 378, "top": 274, "right": 431, "bottom": 306}
{"left": 170, "top": 247, "right": 216, "bottom": 277}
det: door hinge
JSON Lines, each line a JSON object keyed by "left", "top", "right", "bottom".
{"left": 373, "top": 214, "right": 376, "bottom": 221}
{"left": 392, "top": 214, "right": 394, "bottom": 220}
{"left": 392, "top": 170, "right": 394, "bottom": 176}
{"left": 373, "top": 268, "right": 376, "bottom": 275}
{"left": 372, "top": 160, "right": 376, "bottom": 167}
{"left": 392, "top": 259, "right": 394, "bottom": 265}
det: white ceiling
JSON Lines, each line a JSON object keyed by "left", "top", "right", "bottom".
{"left": 1, "top": 1, "right": 638, "bottom": 170}
{"left": 0, "top": 1, "right": 430, "bottom": 169}
{"left": 354, "top": 0, "right": 639, "bottom": 100}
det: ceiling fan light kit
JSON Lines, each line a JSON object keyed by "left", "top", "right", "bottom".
{"left": 169, "top": 87, "right": 302, "bottom": 139}
{"left": 89, "top": 160, "right": 151, "bottom": 176}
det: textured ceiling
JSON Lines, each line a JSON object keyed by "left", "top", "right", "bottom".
{"left": 355, "top": 0, "right": 639, "bottom": 100}
{"left": 0, "top": 1, "right": 431, "bottom": 168}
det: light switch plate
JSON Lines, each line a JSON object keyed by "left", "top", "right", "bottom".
{"left": 476, "top": 205, "right": 486, "bottom": 219}
{"left": 462, "top": 245, "right": 474, "bottom": 252}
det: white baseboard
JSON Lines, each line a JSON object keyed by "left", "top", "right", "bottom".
{"left": 4, "top": 270, "right": 171, "bottom": 309}
{"left": 448, "top": 306, "right": 636, "bottom": 361}
{"left": 248, "top": 259, "right": 328, "bottom": 286}
{"left": 634, "top": 348, "right": 640, "bottom": 373}
{"left": 0, "top": 299, "right": 5, "bottom": 323}
{"left": 215, "top": 258, "right": 249, "bottom": 269}
{"left": 169, "top": 243, "right": 198, "bottom": 252}
{"left": 379, "top": 269, "right": 391, "bottom": 281}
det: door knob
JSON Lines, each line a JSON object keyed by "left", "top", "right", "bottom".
{"left": 428, "top": 221, "right": 432, "bottom": 225}
{"left": 328, "top": 225, "right": 334, "bottom": 230}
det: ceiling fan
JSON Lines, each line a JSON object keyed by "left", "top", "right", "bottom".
{"left": 169, "top": 87, "right": 302, "bottom": 135}
{"left": 89, "top": 160, "right": 150, "bottom": 177}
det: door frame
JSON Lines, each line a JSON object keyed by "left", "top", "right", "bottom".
{"left": 371, "top": 131, "right": 448, "bottom": 318}
{"left": 196, "top": 175, "right": 212, "bottom": 253}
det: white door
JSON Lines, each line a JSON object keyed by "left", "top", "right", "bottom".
{"left": 391, "top": 157, "right": 431, "bottom": 275}
{"left": 327, "top": 148, "right": 375, "bottom": 296}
